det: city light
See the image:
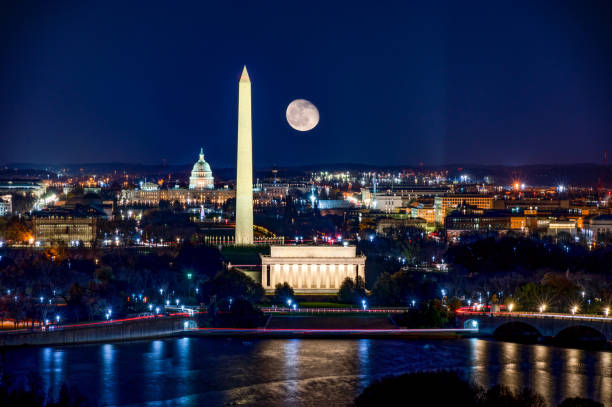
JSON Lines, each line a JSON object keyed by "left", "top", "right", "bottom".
{"left": 605, "top": 308, "right": 610, "bottom": 317}
{"left": 571, "top": 306, "right": 578, "bottom": 315}
{"left": 539, "top": 304, "right": 546, "bottom": 313}
{"left": 508, "top": 303, "right": 514, "bottom": 312}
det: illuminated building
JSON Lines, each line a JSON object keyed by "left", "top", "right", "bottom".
{"left": 0, "top": 195, "right": 11, "bottom": 216}
{"left": 119, "top": 187, "right": 234, "bottom": 206}
{"left": 583, "top": 215, "right": 612, "bottom": 242}
{"left": 32, "top": 205, "right": 104, "bottom": 246}
{"left": 120, "top": 149, "right": 232, "bottom": 206}
{"left": 376, "top": 217, "right": 427, "bottom": 236}
{"left": 235, "top": 66, "right": 254, "bottom": 245}
{"left": 434, "top": 195, "right": 494, "bottom": 223}
{"left": 0, "top": 179, "right": 46, "bottom": 198}
{"left": 445, "top": 206, "right": 510, "bottom": 239}
{"left": 409, "top": 205, "right": 435, "bottom": 224}
{"left": 189, "top": 148, "right": 215, "bottom": 190}
{"left": 260, "top": 246, "right": 366, "bottom": 294}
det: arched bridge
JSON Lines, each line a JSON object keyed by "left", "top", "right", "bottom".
{"left": 457, "top": 312, "right": 612, "bottom": 342}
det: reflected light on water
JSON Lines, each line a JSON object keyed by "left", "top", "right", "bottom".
{"left": 562, "top": 348, "right": 586, "bottom": 401}
{"left": 596, "top": 351, "right": 611, "bottom": 404}
{"left": 469, "top": 338, "right": 489, "bottom": 389}
{"left": 144, "top": 340, "right": 166, "bottom": 402}
{"left": 531, "top": 345, "right": 553, "bottom": 403}
{"left": 175, "top": 338, "right": 191, "bottom": 397}
{"left": 100, "top": 344, "right": 116, "bottom": 406}
{"left": 283, "top": 339, "right": 301, "bottom": 400}
{"left": 357, "top": 339, "right": 372, "bottom": 392}
{"left": 40, "top": 347, "right": 65, "bottom": 399}
{"left": 499, "top": 341, "right": 520, "bottom": 390}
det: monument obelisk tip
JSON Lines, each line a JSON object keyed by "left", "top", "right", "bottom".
{"left": 240, "top": 65, "right": 250, "bottom": 82}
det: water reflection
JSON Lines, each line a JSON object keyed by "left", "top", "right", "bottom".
{"left": 498, "top": 341, "right": 520, "bottom": 390}
{"left": 282, "top": 339, "right": 301, "bottom": 401}
{"left": 40, "top": 347, "right": 65, "bottom": 399}
{"left": 562, "top": 348, "right": 586, "bottom": 401}
{"left": 175, "top": 338, "right": 191, "bottom": 398}
{"left": 530, "top": 344, "right": 554, "bottom": 403}
{"left": 143, "top": 339, "right": 166, "bottom": 403}
{"left": 3, "top": 339, "right": 610, "bottom": 406}
{"left": 469, "top": 338, "right": 490, "bottom": 389}
{"left": 597, "top": 351, "right": 611, "bottom": 404}
{"left": 100, "top": 344, "right": 116, "bottom": 406}
{"left": 358, "top": 339, "right": 371, "bottom": 387}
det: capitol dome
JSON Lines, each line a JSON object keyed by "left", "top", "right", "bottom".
{"left": 189, "top": 148, "right": 214, "bottom": 190}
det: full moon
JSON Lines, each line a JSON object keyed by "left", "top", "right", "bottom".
{"left": 286, "top": 99, "right": 319, "bottom": 132}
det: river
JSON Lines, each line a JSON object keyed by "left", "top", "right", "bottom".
{"left": 1, "top": 337, "right": 611, "bottom": 406}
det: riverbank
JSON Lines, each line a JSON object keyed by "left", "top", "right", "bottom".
{"left": 0, "top": 314, "right": 477, "bottom": 347}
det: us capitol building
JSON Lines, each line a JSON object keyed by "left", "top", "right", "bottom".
{"left": 119, "top": 149, "right": 235, "bottom": 206}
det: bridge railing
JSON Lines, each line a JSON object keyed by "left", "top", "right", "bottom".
{"left": 458, "top": 311, "right": 612, "bottom": 322}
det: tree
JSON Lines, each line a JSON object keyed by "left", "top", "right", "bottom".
{"left": 355, "top": 370, "right": 480, "bottom": 407}
{"left": 371, "top": 272, "right": 400, "bottom": 306}
{"left": 274, "top": 282, "right": 294, "bottom": 304}
{"left": 202, "top": 269, "right": 264, "bottom": 304}
{"left": 338, "top": 276, "right": 366, "bottom": 304}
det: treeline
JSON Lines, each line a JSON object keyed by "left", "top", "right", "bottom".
{"left": 355, "top": 370, "right": 603, "bottom": 407}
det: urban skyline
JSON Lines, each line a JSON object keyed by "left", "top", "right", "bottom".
{"left": 2, "top": 2, "right": 612, "bottom": 407}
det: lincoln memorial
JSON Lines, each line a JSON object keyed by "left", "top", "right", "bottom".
{"left": 260, "top": 245, "right": 366, "bottom": 294}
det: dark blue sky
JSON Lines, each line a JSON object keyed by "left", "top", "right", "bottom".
{"left": 1, "top": 1, "right": 610, "bottom": 167}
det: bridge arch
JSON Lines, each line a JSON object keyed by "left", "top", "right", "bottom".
{"left": 183, "top": 319, "right": 197, "bottom": 329}
{"left": 553, "top": 325, "right": 607, "bottom": 348}
{"left": 492, "top": 321, "right": 543, "bottom": 343}
{"left": 463, "top": 319, "right": 480, "bottom": 330}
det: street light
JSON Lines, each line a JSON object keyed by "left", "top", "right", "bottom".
{"left": 362, "top": 299, "right": 367, "bottom": 311}
{"left": 539, "top": 304, "right": 546, "bottom": 313}
{"left": 508, "top": 303, "right": 514, "bottom": 313}
{"left": 155, "top": 307, "right": 160, "bottom": 315}
{"left": 571, "top": 306, "right": 578, "bottom": 315}
{"left": 287, "top": 299, "right": 292, "bottom": 307}
{"left": 604, "top": 307, "right": 609, "bottom": 317}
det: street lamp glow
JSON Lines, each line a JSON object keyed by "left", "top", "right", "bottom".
{"left": 155, "top": 307, "right": 160, "bottom": 314}
{"left": 287, "top": 299, "right": 292, "bottom": 307}
{"left": 605, "top": 307, "right": 610, "bottom": 317}
{"left": 571, "top": 306, "right": 578, "bottom": 315}
{"left": 508, "top": 303, "right": 514, "bottom": 313}
{"left": 539, "top": 304, "right": 546, "bottom": 313}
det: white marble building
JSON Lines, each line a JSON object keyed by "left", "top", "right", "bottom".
{"left": 260, "top": 246, "right": 366, "bottom": 294}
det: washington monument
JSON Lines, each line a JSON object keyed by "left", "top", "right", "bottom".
{"left": 235, "top": 66, "right": 254, "bottom": 245}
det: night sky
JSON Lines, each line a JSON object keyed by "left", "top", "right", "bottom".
{"left": 1, "top": 1, "right": 611, "bottom": 168}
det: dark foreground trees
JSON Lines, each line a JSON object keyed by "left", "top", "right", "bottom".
{"left": 338, "top": 276, "right": 366, "bottom": 304}
{"left": 355, "top": 370, "right": 602, "bottom": 407}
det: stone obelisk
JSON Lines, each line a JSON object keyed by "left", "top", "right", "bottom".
{"left": 235, "top": 66, "right": 254, "bottom": 245}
